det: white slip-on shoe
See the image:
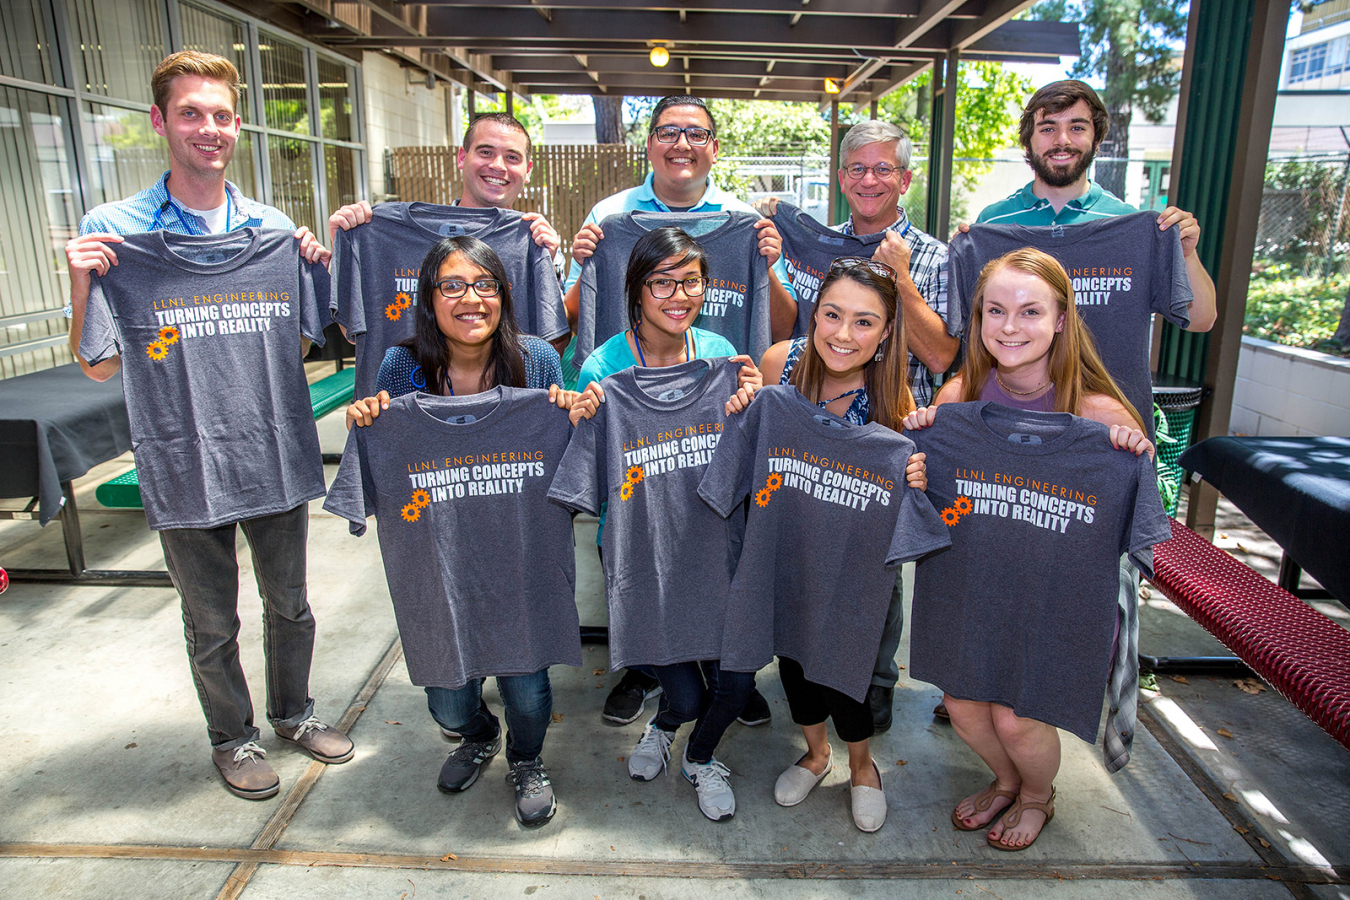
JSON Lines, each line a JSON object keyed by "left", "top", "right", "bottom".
{"left": 850, "top": 758, "right": 887, "bottom": 833}
{"left": 773, "top": 748, "right": 833, "bottom": 807}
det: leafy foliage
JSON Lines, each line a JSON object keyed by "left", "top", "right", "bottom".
{"left": 1243, "top": 267, "right": 1350, "bottom": 357}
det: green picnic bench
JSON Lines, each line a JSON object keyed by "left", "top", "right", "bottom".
{"left": 96, "top": 366, "right": 356, "bottom": 509}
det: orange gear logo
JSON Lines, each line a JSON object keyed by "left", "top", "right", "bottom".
{"left": 158, "top": 325, "right": 180, "bottom": 345}
{"left": 385, "top": 302, "right": 403, "bottom": 321}
{"left": 765, "top": 472, "right": 783, "bottom": 491}
{"left": 401, "top": 503, "right": 421, "bottom": 523}
{"left": 755, "top": 487, "right": 774, "bottom": 508}
{"left": 146, "top": 341, "right": 169, "bottom": 361}
{"left": 619, "top": 481, "right": 634, "bottom": 502}
{"left": 411, "top": 488, "right": 431, "bottom": 509}
{"left": 940, "top": 506, "right": 961, "bottom": 527}
{"left": 626, "top": 465, "right": 645, "bottom": 484}
{"left": 953, "top": 495, "right": 973, "bottom": 516}
{"left": 396, "top": 292, "right": 413, "bottom": 310}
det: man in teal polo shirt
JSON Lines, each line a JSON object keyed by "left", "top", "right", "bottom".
{"left": 977, "top": 80, "right": 1215, "bottom": 321}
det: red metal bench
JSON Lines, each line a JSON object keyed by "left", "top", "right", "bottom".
{"left": 1148, "top": 517, "right": 1350, "bottom": 752}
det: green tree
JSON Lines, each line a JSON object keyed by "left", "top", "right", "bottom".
{"left": 873, "top": 60, "right": 1033, "bottom": 223}
{"left": 1030, "top": 0, "right": 1189, "bottom": 198}
{"left": 706, "top": 100, "right": 832, "bottom": 157}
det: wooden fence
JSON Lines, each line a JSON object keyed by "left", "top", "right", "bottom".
{"left": 385, "top": 144, "right": 649, "bottom": 257}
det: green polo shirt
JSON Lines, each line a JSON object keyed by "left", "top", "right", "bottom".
{"left": 976, "top": 180, "right": 1137, "bottom": 226}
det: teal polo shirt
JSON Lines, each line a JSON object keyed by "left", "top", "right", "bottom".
{"left": 976, "top": 180, "right": 1137, "bottom": 226}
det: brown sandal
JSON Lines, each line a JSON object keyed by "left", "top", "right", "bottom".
{"left": 987, "top": 787, "right": 1056, "bottom": 851}
{"left": 951, "top": 779, "right": 1018, "bottom": 831}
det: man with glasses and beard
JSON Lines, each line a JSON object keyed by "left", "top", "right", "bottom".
{"left": 976, "top": 80, "right": 1215, "bottom": 318}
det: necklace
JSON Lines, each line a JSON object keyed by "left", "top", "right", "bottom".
{"left": 634, "top": 329, "right": 693, "bottom": 367}
{"left": 995, "top": 372, "right": 1050, "bottom": 396}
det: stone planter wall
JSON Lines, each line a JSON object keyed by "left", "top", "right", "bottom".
{"left": 1230, "top": 336, "right": 1350, "bottom": 436}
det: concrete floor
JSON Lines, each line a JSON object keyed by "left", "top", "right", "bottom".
{"left": 1, "top": 384, "right": 1347, "bottom": 899}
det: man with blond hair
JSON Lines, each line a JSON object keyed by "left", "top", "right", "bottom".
{"left": 66, "top": 50, "right": 352, "bottom": 801}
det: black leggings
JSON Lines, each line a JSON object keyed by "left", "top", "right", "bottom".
{"left": 777, "top": 657, "right": 875, "bottom": 743}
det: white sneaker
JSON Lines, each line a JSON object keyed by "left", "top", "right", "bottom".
{"left": 681, "top": 752, "right": 735, "bottom": 821}
{"left": 628, "top": 720, "right": 675, "bottom": 781}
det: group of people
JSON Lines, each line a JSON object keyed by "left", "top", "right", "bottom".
{"left": 64, "top": 47, "right": 1214, "bottom": 850}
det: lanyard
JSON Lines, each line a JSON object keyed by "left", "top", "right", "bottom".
{"left": 151, "top": 191, "right": 232, "bottom": 234}
{"left": 634, "top": 329, "right": 693, "bottom": 368}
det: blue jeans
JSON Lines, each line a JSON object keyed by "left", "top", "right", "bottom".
{"left": 159, "top": 503, "right": 316, "bottom": 752}
{"left": 650, "top": 660, "right": 754, "bottom": 764}
{"left": 426, "top": 668, "right": 552, "bottom": 763}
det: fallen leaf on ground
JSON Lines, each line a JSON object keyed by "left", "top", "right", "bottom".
{"left": 385, "top": 720, "right": 402, "bottom": 725}
{"left": 1233, "top": 678, "right": 1266, "bottom": 695}
{"left": 592, "top": 669, "right": 605, "bottom": 676}
{"left": 1139, "top": 585, "right": 1152, "bottom": 599}
{"left": 1170, "top": 675, "right": 1190, "bottom": 684}
{"left": 1235, "top": 826, "right": 1250, "bottom": 834}
{"left": 1235, "top": 543, "right": 1250, "bottom": 554}
{"left": 1258, "top": 837, "right": 1271, "bottom": 848}
{"left": 895, "top": 759, "right": 908, "bottom": 766}
{"left": 440, "top": 853, "right": 457, "bottom": 861}
{"left": 551, "top": 713, "right": 564, "bottom": 723}
{"left": 1217, "top": 727, "right": 1234, "bottom": 739}
{"left": 1223, "top": 792, "right": 1238, "bottom": 802}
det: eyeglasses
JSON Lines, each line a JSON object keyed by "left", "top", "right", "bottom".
{"left": 842, "top": 162, "right": 901, "bottom": 180}
{"left": 434, "top": 278, "right": 501, "bottom": 299}
{"left": 651, "top": 125, "right": 714, "bottom": 146}
{"left": 643, "top": 276, "right": 708, "bottom": 299}
{"left": 829, "top": 256, "right": 897, "bottom": 283}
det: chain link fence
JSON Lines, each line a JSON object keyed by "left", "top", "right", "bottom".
{"left": 1256, "top": 154, "right": 1350, "bottom": 278}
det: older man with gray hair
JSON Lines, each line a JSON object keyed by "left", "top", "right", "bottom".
{"left": 833, "top": 120, "right": 959, "bottom": 734}
{"left": 834, "top": 120, "right": 958, "bottom": 407}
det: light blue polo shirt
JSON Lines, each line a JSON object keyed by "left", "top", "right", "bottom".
{"left": 563, "top": 172, "right": 794, "bottom": 294}
{"left": 976, "top": 180, "right": 1137, "bottom": 226}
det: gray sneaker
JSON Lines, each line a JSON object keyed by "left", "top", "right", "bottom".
{"left": 681, "top": 752, "right": 735, "bottom": 821}
{"left": 628, "top": 719, "right": 675, "bottom": 781}
{"left": 212, "top": 741, "right": 280, "bottom": 800}
{"left": 436, "top": 733, "right": 501, "bottom": 793}
{"left": 506, "top": 757, "right": 556, "bottom": 827}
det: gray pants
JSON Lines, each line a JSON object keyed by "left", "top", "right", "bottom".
{"left": 159, "top": 503, "right": 316, "bottom": 751}
{"left": 871, "top": 568, "right": 907, "bottom": 688}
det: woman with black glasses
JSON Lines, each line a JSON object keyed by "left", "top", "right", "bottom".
{"left": 342, "top": 234, "right": 579, "bottom": 827}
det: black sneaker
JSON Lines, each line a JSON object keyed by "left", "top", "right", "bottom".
{"left": 602, "top": 669, "right": 662, "bottom": 725}
{"left": 866, "top": 684, "right": 894, "bottom": 734}
{"left": 736, "top": 687, "right": 772, "bottom": 727}
{"left": 436, "top": 733, "right": 501, "bottom": 793}
{"left": 506, "top": 757, "right": 557, "bottom": 827}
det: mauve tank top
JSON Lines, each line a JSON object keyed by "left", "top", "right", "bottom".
{"left": 976, "top": 370, "right": 1057, "bottom": 412}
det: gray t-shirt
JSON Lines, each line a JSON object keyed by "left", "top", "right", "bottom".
{"left": 908, "top": 401, "right": 1172, "bottom": 742}
{"left": 698, "top": 385, "right": 951, "bottom": 701}
{"left": 324, "top": 387, "right": 581, "bottom": 689}
{"left": 548, "top": 358, "right": 744, "bottom": 669}
{"left": 948, "top": 212, "right": 1193, "bottom": 437}
{"left": 574, "top": 211, "right": 772, "bottom": 369}
{"left": 80, "top": 228, "right": 327, "bottom": 530}
{"left": 330, "top": 202, "right": 568, "bottom": 396}
{"left": 773, "top": 202, "right": 885, "bottom": 338}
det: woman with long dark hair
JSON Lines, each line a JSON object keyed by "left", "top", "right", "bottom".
{"left": 734, "top": 257, "right": 926, "bottom": 833}
{"left": 343, "top": 235, "right": 578, "bottom": 828}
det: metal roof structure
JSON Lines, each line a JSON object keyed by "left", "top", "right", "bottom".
{"left": 252, "top": 0, "right": 1079, "bottom": 106}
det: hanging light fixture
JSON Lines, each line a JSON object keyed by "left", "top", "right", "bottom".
{"left": 823, "top": 77, "right": 841, "bottom": 94}
{"left": 650, "top": 45, "right": 671, "bottom": 67}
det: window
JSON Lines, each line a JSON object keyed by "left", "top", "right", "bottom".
{"left": 1290, "top": 47, "right": 1310, "bottom": 83}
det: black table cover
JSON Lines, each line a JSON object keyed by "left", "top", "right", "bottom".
{"left": 1180, "top": 436, "right": 1350, "bottom": 607}
{"left": 0, "top": 364, "right": 131, "bottom": 524}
